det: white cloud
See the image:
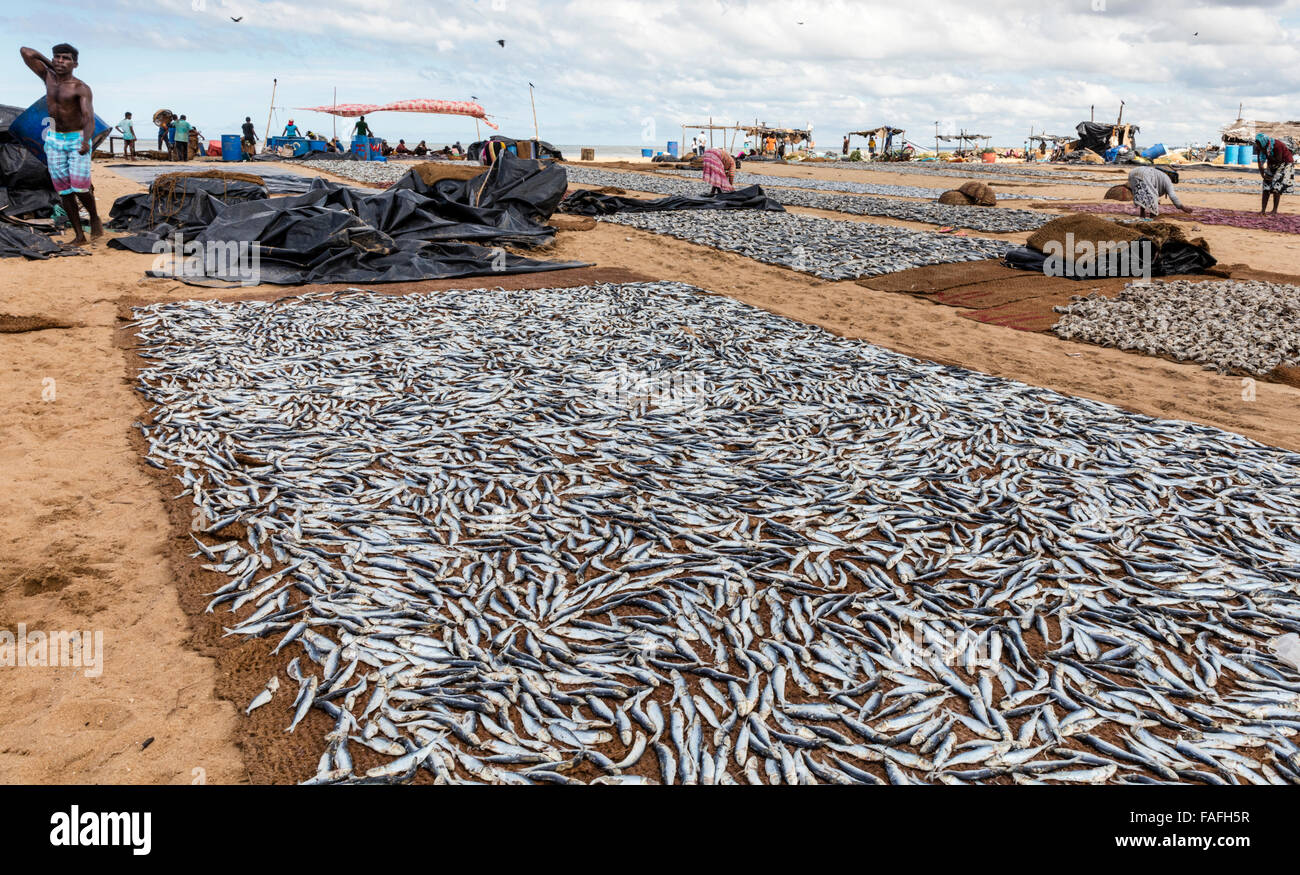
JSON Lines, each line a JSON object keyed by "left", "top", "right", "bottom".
{"left": 4, "top": 0, "right": 1297, "bottom": 147}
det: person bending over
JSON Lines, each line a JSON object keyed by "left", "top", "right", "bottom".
{"left": 702, "top": 147, "right": 735, "bottom": 196}
{"left": 1127, "top": 165, "right": 1192, "bottom": 219}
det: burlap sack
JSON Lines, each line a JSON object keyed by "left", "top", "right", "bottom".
{"left": 1027, "top": 214, "right": 1146, "bottom": 254}
{"left": 957, "top": 180, "right": 997, "bottom": 206}
{"left": 938, "top": 190, "right": 975, "bottom": 205}
{"left": 1104, "top": 184, "right": 1134, "bottom": 202}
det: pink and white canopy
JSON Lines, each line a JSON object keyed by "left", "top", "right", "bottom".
{"left": 296, "top": 99, "right": 498, "bottom": 129}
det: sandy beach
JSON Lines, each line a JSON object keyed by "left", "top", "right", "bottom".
{"left": 1, "top": 153, "right": 1297, "bottom": 785}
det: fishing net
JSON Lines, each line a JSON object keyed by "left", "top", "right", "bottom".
{"left": 148, "top": 170, "right": 268, "bottom": 226}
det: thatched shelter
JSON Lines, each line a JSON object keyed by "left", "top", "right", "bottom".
{"left": 1221, "top": 118, "right": 1300, "bottom": 146}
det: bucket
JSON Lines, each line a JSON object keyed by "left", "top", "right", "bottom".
{"left": 667, "top": 140, "right": 679, "bottom": 157}
{"left": 981, "top": 151, "right": 996, "bottom": 163}
{"left": 580, "top": 147, "right": 595, "bottom": 161}
{"left": 641, "top": 148, "right": 653, "bottom": 157}
{"left": 1142, "top": 143, "right": 1166, "bottom": 160}
{"left": 221, "top": 134, "right": 242, "bottom": 162}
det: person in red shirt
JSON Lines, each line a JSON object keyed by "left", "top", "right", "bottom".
{"left": 1255, "top": 134, "right": 1295, "bottom": 215}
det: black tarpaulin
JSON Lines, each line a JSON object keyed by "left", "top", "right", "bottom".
{"left": 468, "top": 136, "right": 563, "bottom": 162}
{"left": 107, "top": 155, "right": 587, "bottom": 284}
{"left": 0, "top": 222, "right": 82, "bottom": 259}
{"left": 106, "top": 163, "right": 322, "bottom": 195}
{"left": 107, "top": 176, "right": 270, "bottom": 237}
{"left": 1074, "top": 122, "right": 1139, "bottom": 153}
{"left": 0, "top": 140, "right": 58, "bottom": 219}
{"left": 558, "top": 184, "right": 786, "bottom": 216}
{"left": 1002, "top": 242, "right": 1214, "bottom": 278}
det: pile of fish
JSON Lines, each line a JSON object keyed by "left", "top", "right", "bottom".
{"left": 132, "top": 281, "right": 1300, "bottom": 785}
{"left": 596, "top": 210, "right": 1014, "bottom": 279}
{"left": 757, "top": 188, "right": 1050, "bottom": 233}
{"left": 830, "top": 161, "right": 1112, "bottom": 187}
{"left": 1052, "top": 279, "right": 1300, "bottom": 375}
{"left": 568, "top": 166, "right": 1048, "bottom": 231}
{"left": 661, "top": 168, "right": 1047, "bottom": 200}
{"left": 302, "top": 160, "right": 418, "bottom": 186}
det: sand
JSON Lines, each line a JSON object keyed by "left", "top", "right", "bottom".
{"left": 1, "top": 156, "right": 1297, "bottom": 784}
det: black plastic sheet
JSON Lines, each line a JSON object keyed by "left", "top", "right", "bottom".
{"left": 107, "top": 177, "right": 269, "bottom": 237}
{"left": 0, "top": 140, "right": 58, "bottom": 218}
{"left": 107, "top": 155, "right": 587, "bottom": 284}
{"left": 106, "top": 164, "right": 321, "bottom": 195}
{"left": 1002, "top": 241, "right": 1215, "bottom": 278}
{"left": 558, "top": 184, "right": 785, "bottom": 216}
{"left": 0, "top": 222, "right": 81, "bottom": 259}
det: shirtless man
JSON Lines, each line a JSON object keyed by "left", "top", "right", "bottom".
{"left": 19, "top": 43, "right": 103, "bottom": 243}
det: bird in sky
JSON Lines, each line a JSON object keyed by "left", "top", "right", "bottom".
{"left": 1193, "top": 31, "right": 1198, "bottom": 37}
{"left": 231, "top": 16, "right": 243, "bottom": 22}
{"left": 497, "top": 39, "right": 505, "bottom": 47}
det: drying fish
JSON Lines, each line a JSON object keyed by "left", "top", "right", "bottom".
{"left": 130, "top": 280, "right": 1300, "bottom": 785}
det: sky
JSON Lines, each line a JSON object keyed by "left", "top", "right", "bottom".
{"left": 2, "top": 0, "right": 1298, "bottom": 150}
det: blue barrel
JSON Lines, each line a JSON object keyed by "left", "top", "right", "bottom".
{"left": 667, "top": 140, "right": 679, "bottom": 157}
{"left": 1224, "top": 144, "right": 1239, "bottom": 165}
{"left": 641, "top": 148, "right": 653, "bottom": 157}
{"left": 1142, "top": 143, "right": 1166, "bottom": 160}
{"left": 221, "top": 134, "right": 242, "bottom": 162}
{"left": 8, "top": 96, "right": 110, "bottom": 163}
{"left": 1239, "top": 144, "right": 1255, "bottom": 166}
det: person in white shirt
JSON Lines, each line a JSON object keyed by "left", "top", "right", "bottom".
{"left": 115, "top": 111, "right": 136, "bottom": 160}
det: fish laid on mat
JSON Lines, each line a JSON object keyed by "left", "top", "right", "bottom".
{"left": 131, "top": 281, "right": 1300, "bottom": 785}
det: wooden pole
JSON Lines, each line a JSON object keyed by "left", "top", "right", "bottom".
{"left": 529, "top": 84, "right": 540, "bottom": 142}
{"left": 332, "top": 87, "right": 337, "bottom": 140}
{"left": 264, "top": 78, "right": 277, "bottom": 148}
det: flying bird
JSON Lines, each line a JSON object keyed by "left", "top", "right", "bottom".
{"left": 1193, "top": 31, "right": 1198, "bottom": 37}
{"left": 497, "top": 39, "right": 505, "bottom": 47}
{"left": 231, "top": 16, "right": 243, "bottom": 22}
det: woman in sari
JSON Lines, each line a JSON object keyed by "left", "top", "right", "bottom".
{"left": 1255, "top": 134, "right": 1295, "bottom": 215}
{"left": 702, "top": 147, "right": 735, "bottom": 195}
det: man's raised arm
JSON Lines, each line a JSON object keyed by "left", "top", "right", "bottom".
{"left": 19, "top": 47, "right": 51, "bottom": 80}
